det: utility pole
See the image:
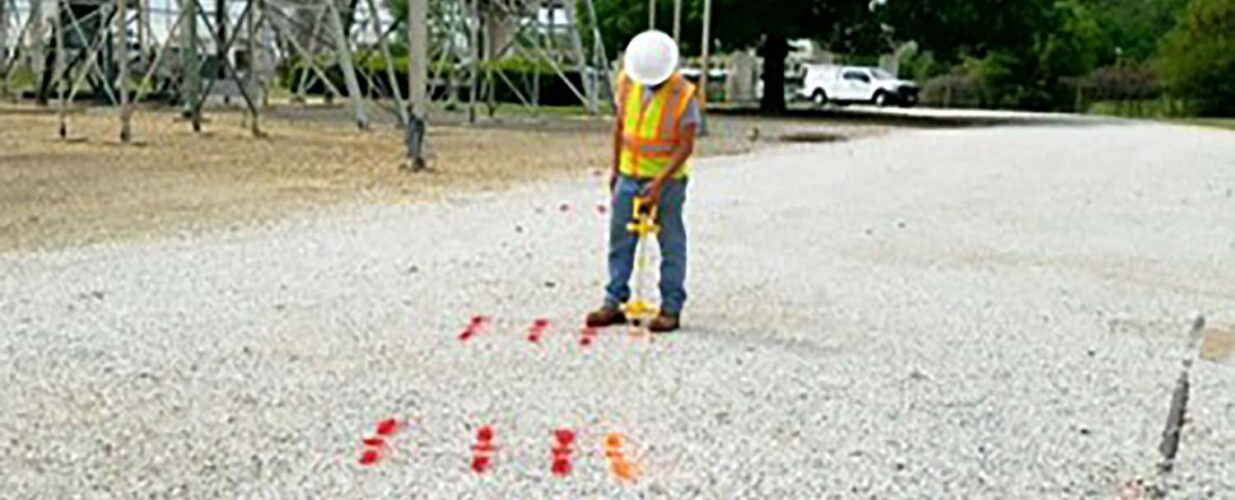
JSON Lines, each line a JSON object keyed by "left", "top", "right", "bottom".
{"left": 291, "top": 6, "right": 322, "bottom": 104}
{"left": 214, "top": 0, "right": 225, "bottom": 78}
{"left": 245, "top": 0, "right": 261, "bottom": 136}
{"left": 1, "top": 0, "right": 10, "bottom": 98}
{"left": 408, "top": 0, "right": 426, "bottom": 116}
{"left": 565, "top": 0, "right": 594, "bottom": 114}
{"left": 582, "top": 0, "right": 610, "bottom": 112}
{"left": 29, "top": 0, "right": 45, "bottom": 85}
{"left": 532, "top": 1, "right": 541, "bottom": 115}
{"left": 138, "top": 0, "right": 147, "bottom": 63}
{"left": 672, "top": 0, "right": 681, "bottom": 43}
{"left": 467, "top": 0, "right": 478, "bottom": 123}
{"left": 647, "top": 0, "right": 655, "bottom": 30}
{"left": 53, "top": 0, "right": 65, "bottom": 136}
{"left": 405, "top": 0, "right": 427, "bottom": 170}
{"left": 698, "top": 0, "right": 711, "bottom": 135}
{"left": 117, "top": 0, "right": 131, "bottom": 141}
{"left": 363, "top": 0, "right": 407, "bottom": 126}
{"left": 183, "top": 0, "right": 200, "bottom": 128}
{"left": 326, "top": 1, "right": 366, "bottom": 129}
{"left": 484, "top": 3, "right": 494, "bottom": 116}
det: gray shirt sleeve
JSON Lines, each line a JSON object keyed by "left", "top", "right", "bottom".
{"left": 679, "top": 97, "right": 701, "bottom": 134}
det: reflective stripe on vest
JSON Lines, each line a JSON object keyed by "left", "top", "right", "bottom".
{"left": 618, "top": 72, "right": 696, "bottom": 179}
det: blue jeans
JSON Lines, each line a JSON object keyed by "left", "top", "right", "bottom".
{"left": 604, "top": 174, "right": 688, "bottom": 315}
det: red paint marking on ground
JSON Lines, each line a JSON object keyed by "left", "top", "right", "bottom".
{"left": 551, "top": 458, "right": 571, "bottom": 476}
{"left": 375, "top": 419, "right": 400, "bottom": 436}
{"left": 362, "top": 437, "right": 385, "bottom": 447}
{"left": 527, "top": 319, "right": 550, "bottom": 343}
{"left": 359, "top": 449, "right": 381, "bottom": 466}
{"left": 459, "top": 316, "right": 489, "bottom": 342}
{"left": 580, "top": 327, "right": 598, "bottom": 348}
{"left": 470, "top": 426, "right": 497, "bottom": 474}
{"left": 550, "top": 428, "right": 574, "bottom": 477}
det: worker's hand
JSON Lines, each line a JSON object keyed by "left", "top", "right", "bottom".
{"left": 642, "top": 177, "right": 666, "bottom": 208}
{"left": 609, "top": 171, "right": 619, "bottom": 194}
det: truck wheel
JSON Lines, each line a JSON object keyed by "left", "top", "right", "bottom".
{"left": 812, "top": 90, "right": 828, "bottom": 107}
{"left": 873, "top": 91, "right": 890, "bottom": 107}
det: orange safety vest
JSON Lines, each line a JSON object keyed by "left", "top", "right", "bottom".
{"left": 617, "top": 71, "right": 698, "bottom": 179}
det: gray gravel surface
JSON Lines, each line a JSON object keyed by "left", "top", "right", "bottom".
{"left": 2, "top": 122, "right": 1234, "bottom": 499}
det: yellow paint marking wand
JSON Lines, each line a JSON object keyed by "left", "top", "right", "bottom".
{"left": 624, "top": 196, "right": 659, "bottom": 337}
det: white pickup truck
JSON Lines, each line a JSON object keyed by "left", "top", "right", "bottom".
{"left": 799, "top": 64, "right": 919, "bottom": 107}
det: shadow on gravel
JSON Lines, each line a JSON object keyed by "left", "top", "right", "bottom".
{"left": 684, "top": 326, "right": 846, "bottom": 359}
{"left": 775, "top": 131, "right": 848, "bottom": 144}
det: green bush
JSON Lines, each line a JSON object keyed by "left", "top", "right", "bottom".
{"left": 920, "top": 73, "right": 983, "bottom": 108}
{"left": 917, "top": 1, "right": 1103, "bottom": 111}
{"left": 1156, "top": 0, "right": 1235, "bottom": 116}
{"left": 1038, "top": 0, "right": 1102, "bottom": 79}
{"left": 900, "top": 51, "right": 945, "bottom": 82}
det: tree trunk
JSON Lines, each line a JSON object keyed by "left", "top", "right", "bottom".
{"left": 0, "top": 0, "right": 8, "bottom": 95}
{"left": 759, "top": 33, "right": 787, "bottom": 114}
{"left": 216, "top": 0, "right": 227, "bottom": 77}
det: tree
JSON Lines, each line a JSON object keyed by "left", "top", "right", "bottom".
{"left": 1033, "top": 0, "right": 1103, "bottom": 108}
{"left": 876, "top": 0, "right": 1057, "bottom": 65}
{"left": 1081, "top": 0, "right": 1190, "bottom": 64}
{"left": 1157, "top": 0, "right": 1235, "bottom": 116}
{"left": 874, "top": 0, "right": 1106, "bottom": 110}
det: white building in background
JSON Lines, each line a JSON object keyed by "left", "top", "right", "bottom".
{"left": 724, "top": 50, "right": 757, "bottom": 104}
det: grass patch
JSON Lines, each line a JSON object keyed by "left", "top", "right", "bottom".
{"left": 4, "top": 68, "right": 39, "bottom": 92}
{"left": 477, "top": 103, "right": 601, "bottom": 119}
{"left": 1169, "top": 118, "right": 1235, "bottom": 131}
{"left": 1087, "top": 100, "right": 1234, "bottom": 130}
{"left": 1086, "top": 99, "right": 1185, "bottom": 119}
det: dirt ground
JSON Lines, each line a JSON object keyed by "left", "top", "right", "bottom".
{"left": 0, "top": 102, "right": 886, "bottom": 252}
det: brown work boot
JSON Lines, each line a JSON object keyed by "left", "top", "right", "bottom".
{"left": 585, "top": 306, "right": 627, "bottom": 328}
{"left": 648, "top": 312, "right": 680, "bottom": 333}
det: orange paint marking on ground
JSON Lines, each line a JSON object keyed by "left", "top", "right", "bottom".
{"left": 602, "top": 432, "right": 641, "bottom": 482}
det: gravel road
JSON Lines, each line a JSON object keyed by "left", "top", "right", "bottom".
{"left": 2, "top": 121, "right": 1233, "bottom": 498}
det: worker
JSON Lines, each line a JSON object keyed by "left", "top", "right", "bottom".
{"left": 586, "top": 30, "right": 700, "bottom": 333}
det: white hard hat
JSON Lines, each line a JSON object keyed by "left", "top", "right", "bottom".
{"left": 623, "top": 30, "right": 679, "bottom": 86}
